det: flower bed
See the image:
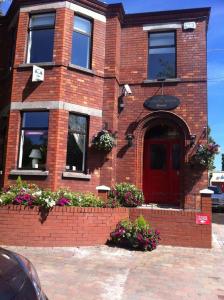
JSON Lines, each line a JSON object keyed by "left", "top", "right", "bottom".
{"left": 0, "top": 177, "right": 112, "bottom": 209}
{"left": 110, "top": 215, "right": 160, "bottom": 251}
{"left": 0, "top": 179, "right": 142, "bottom": 209}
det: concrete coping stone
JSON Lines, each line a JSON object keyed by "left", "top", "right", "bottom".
{"left": 96, "top": 185, "right": 111, "bottom": 191}
{"left": 200, "top": 189, "right": 214, "bottom": 195}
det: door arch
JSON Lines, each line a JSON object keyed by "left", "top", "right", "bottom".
{"left": 143, "top": 121, "right": 184, "bottom": 206}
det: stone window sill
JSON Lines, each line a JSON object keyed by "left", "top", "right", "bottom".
{"left": 62, "top": 172, "right": 91, "bottom": 180}
{"left": 10, "top": 170, "right": 49, "bottom": 176}
{"left": 18, "top": 62, "right": 55, "bottom": 69}
{"left": 143, "top": 78, "right": 181, "bottom": 84}
{"left": 68, "top": 63, "right": 95, "bottom": 76}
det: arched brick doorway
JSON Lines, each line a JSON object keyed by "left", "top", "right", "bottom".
{"left": 135, "top": 112, "right": 191, "bottom": 207}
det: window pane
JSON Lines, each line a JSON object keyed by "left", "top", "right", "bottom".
{"left": 22, "top": 112, "right": 49, "bottom": 128}
{"left": 150, "top": 144, "right": 167, "bottom": 170}
{"left": 66, "top": 114, "right": 88, "bottom": 172}
{"left": 172, "top": 144, "right": 181, "bottom": 170}
{"left": 29, "top": 29, "right": 54, "bottom": 63}
{"left": 30, "top": 14, "right": 55, "bottom": 28}
{"left": 148, "top": 52, "right": 176, "bottom": 79}
{"left": 150, "top": 47, "right": 175, "bottom": 54}
{"left": 74, "top": 16, "right": 91, "bottom": 34}
{"left": 150, "top": 32, "right": 175, "bottom": 47}
{"left": 66, "top": 133, "right": 86, "bottom": 172}
{"left": 69, "top": 114, "right": 87, "bottom": 133}
{"left": 72, "top": 31, "right": 90, "bottom": 68}
{"left": 20, "top": 130, "right": 48, "bottom": 169}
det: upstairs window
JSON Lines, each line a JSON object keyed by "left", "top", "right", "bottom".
{"left": 71, "top": 16, "right": 92, "bottom": 69}
{"left": 27, "top": 13, "right": 55, "bottom": 63}
{"left": 148, "top": 32, "right": 176, "bottom": 79}
{"left": 66, "top": 114, "right": 88, "bottom": 173}
{"left": 18, "top": 112, "right": 49, "bottom": 170}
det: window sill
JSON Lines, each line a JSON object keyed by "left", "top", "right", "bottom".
{"left": 18, "top": 62, "right": 55, "bottom": 69}
{"left": 10, "top": 169, "right": 49, "bottom": 176}
{"left": 62, "top": 171, "right": 91, "bottom": 180}
{"left": 68, "top": 64, "right": 95, "bottom": 76}
{"left": 143, "top": 78, "right": 181, "bottom": 84}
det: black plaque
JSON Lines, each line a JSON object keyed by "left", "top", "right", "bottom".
{"left": 144, "top": 95, "right": 180, "bottom": 111}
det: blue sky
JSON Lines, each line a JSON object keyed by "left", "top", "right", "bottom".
{"left": 1, "top": 0, "right": 224, "bottom": 169}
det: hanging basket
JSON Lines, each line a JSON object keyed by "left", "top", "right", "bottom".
{"left": 92, "top": 130, "right": 116, "bottom": 152}
{"left": 189, "top": 143, "right": 219, "bottom": 168}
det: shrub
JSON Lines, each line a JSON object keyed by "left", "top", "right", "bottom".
{"left": 79, "top": 193, "right": 104, "bottom": 207}
{"left": 110, "top": 215, "right": 160, "bottom": 251}
{"left": 103, "top": 198, "right": 121, "bottom": 208}
{"left": 110, "top": 183, "right": 144, "bottom": 207}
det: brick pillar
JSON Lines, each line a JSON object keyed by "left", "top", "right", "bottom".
{"left": 199, "top": 188, "right": 213, "bottom": 248}
{"left": 200, "top": 188, "right": 213, "bottom": 214}
{"left": 96, "top": 185, "right": 111, "bottom": 201}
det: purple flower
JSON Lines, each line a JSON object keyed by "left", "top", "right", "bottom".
{"left": 13, "top": 193, "right": 34, "bottom": 206}
{"left": 56, "top": 198, "right": 70, "bottom": 206}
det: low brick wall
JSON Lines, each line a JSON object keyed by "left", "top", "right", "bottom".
{"left": 0, "top": 194, "right": 212, "bottom": 248}
{"left": 130, "top": 209, "right": 211, "bottom": 248}
{"left": 0, "top": 206, "right": 129, "bottom": 247}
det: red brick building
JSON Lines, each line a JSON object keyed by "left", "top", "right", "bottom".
{"left": 0, "top": 0, "right": 210, "bottom": 209}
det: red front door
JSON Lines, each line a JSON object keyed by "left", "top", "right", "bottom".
{"left": 143, "top": 138, "right": 182, "bottom": 205}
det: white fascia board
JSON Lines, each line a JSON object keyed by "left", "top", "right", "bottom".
{"left": 143, "top": 23, "right": 182, "bottom": 31}
{"left": 10, "top": 101, "right": 102, "bottom": 118}
{"left": 20, "top": 1, "right": 106, "bottom": 23}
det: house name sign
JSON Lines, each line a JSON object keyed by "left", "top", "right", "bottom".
{"left": 144, "top": 95, "right": 180, "bottom": 111}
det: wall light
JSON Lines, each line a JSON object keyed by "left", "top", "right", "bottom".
{"left": 126, "top": 134, "right": 134, "bottom": 147}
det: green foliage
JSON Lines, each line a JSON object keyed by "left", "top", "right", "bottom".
{"left": 79, "top": 193, "right": 104, "bottom": 207}
{"left": 103, "top": 198, "right": 121, "bottom": 208}
{"left": 0, "top": 179, "right": 104, "bottom": 208}
{"left": 110, "top": 216, "right": 160, "bottom": 251}
{"left": 110, "top": 183, "right": 144, "bottom": 207}
{"left": 92, "top": 130, "right": 116, "bottom": 152}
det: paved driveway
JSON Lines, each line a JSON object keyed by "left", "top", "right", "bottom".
{"left": 4, "top": 213, "right": 224, "bottom": 300}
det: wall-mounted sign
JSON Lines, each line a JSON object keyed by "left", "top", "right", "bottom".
{"left": 144, "top": 95, "right": 180, "bottom": 111}
{"left": 32, "top": 65, "right": 45, "bottom": 82}
{"left": 196, "top": 214, "right": 211, "bottom": 225}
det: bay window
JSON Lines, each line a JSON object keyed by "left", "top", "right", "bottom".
{"left": 71, "top": 16, "right": 92, "bottom": 69}
{"left": 18, "top": 112, "right": 49, "bottom": 170}
{"left": 27, "top": 13, "right": 55, "bottom": 63}
{"left": 66, "top": 114, "right": 88, "bottom": 172}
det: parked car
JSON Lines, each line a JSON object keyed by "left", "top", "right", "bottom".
{"left": 0, "top": 247, "right": 47, "bottom": 300}
{"left": 208, "top": 185, "right": 224, "bottom": 211}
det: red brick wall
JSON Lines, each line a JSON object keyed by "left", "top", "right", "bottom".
{"left": 130, "top": 209, "right": 211, "bottom": 248}
{"left": 130, "top": 194, "right": 212, "bottom": 248}
{"left": 0, "top": 195, "right": 211, "bottom": 248}
{"left": 0, "top": 206, "right": 129, "bottom": 247}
